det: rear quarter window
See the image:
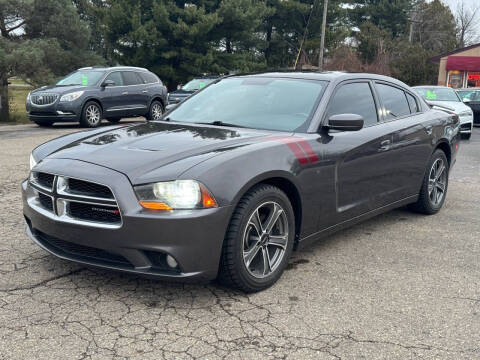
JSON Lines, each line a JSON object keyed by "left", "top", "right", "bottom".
{"left": 139, "top": 72, "right": 160, "bottom": 84}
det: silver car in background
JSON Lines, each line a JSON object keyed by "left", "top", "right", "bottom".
{"left": 413, "top": 86, "right": 473, "bottom": 140}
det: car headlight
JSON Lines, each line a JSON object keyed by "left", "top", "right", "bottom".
{"left": 26, "top": 92, "right": 31, "bottom": 103}
{"left": 29, "top": 153, "right": 37, "bottom": 170}
{"left": 134, "top": 180, "right": 217, "bottom": 211}
{"left": 60, "top": 91, "right": 84, "bottom": 102}
{"left": 459, "top": 110, "right": 473, "bottom": 117}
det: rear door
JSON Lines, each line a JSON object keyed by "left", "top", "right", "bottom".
{"left": 121, "top": 71, "right": 148, "bottom": 115}
{"left": 315, "top": 80, "right": 396, "bottom": 228}
{"left": 374, "top": 82, "right": 432, "bottom": 199}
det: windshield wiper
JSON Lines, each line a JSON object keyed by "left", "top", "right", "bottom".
{"left": 195, "top": 121, "right": 249, "bottom": 129}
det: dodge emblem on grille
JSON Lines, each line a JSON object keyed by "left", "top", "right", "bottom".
{"left": 91, "top": 207, "right": 120, "bottom": 215}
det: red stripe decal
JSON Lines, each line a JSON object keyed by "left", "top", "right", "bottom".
{"left": 295, "top": 139, "right": 319, "bottom": 163}
{"left": 259, "top": 135, "right": 318, "bottom": 165}
{"left": 276, "top": 138, "right": 309, "bottom": 165}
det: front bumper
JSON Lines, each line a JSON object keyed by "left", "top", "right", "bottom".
{"left": 459, "top": 115, "right": 473, "bottom": 134}
{"left": 22, "top": 158, "right": 232, "bottom": 281}
{"left": 26, "top": 100, "right": 82, "bottom": 122}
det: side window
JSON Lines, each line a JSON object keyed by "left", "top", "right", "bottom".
{"left": 104, "top": 72, "right": 123, "bottom": 86}
{"left": 138, "top": 72, "right": 159, "bottom": 84}
{"left": 122, "top": 71, "right": 142, "bottom": 86}
{"left": 327, "top": 82, "right": 378, "bottom": 127}
{"left": 376, "top": 83, "right": 411, "bottom": 120}
{"left": 406, "top": 92, "right": 419, "bottom": 113}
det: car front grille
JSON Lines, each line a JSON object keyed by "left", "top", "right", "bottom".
{"left": 67, "top": 178, "right": 114, "bottom": 199}
{"left": 69, "top": 201, "right": 121, "bottom": 224}
{"left": 34, "top": 229, "right": 132, "bottom": 267}
{"left": 27, "top": 173, "right": 121, "bottom": 228}
{"left": 33, "top": 172, "right": 55, "bottom": 190}
{"left": 31, "top": 93, "right": 58, "bottom": 106}
{"left": 38, "top": 192, "right": 53, "bottom": 211}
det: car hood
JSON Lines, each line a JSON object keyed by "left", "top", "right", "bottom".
{"left": 428, "top": 100, "right": 470, "bottom": 114}
{"left": 169, "top": 89, "right": 195, "bottom": 96}
{"left": 32, "top": 84, "right": 94, "bottom": 95}
{"left": 45, "top": 122, "right": 272, "bottom": 183}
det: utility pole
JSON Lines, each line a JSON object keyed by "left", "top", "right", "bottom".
{"left": 318, "top": 0, "right": 328, "bottom": 71}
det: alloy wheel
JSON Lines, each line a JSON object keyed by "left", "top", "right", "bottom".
{"left": 242, "top": 201, "right": 289, "bottom": 278}
{"left": 151, "top": 103, "right": 163, "bottom": 120}
{"left": 86, "top": 105, "right": 101, "bottom": 126}
{"left": 428, "top": 158, "right": 447, "bottom": 206}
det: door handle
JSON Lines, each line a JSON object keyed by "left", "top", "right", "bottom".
{"left": 142, "top": 90, "right": 148, "bottom": 93}
{"left": 379, "top": 139, "right": 391, "bottom": 152}
{"left": 122, "top": 91, "right": 129, "bottom": 95}
{"left": 425, "top": 125, "right": 433, "bottom": 135}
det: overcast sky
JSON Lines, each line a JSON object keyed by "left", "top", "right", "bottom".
{"left": 442, "top": 0, "right": 480, "bottom": 44}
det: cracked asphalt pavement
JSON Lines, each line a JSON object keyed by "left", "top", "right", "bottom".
{"left": 1, "top": 122, "right": 479, "bottom": 359}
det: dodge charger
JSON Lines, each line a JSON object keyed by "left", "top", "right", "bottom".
{"left": 22, "top": 72, "right": 460, "bottom": 292}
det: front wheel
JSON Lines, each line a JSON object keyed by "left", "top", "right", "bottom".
{"left": 146, "top": 101, "right": 164, "bottom": 121}
{"left": 409, "top": 149, "right": 449, "bottom": 215}
{"left": 218, "top": 184, "right": 295, "bottom": 292}
{"left": 80, "top": 101, "right": 102, "bottom": 128}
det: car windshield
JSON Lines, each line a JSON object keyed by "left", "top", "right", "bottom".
{"left": 168, "top": 77, "right": 327, "bottom": 132}
{"left": 56, "top": 71, "right": 106, "bottom": 86}
{"left": 181, "top": 78, "right": 216, "bottom": 91}
{"left": 414, "top": 87, "right": 460, "bottom": 102}
{"left": 457, "top": 90, "right": 480, "bottom": 101}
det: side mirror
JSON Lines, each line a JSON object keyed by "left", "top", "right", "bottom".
{"left": 101, "top": 79, "right": 115, "bottom": 87}
{"left": 463, "top": 98, "right": 471, "bottom": 103}
{"left": 327, "top": 114, "right": 364, "bottom": 131}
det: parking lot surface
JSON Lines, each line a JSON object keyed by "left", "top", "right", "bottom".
{"left": 0, "top": 123, "right": 479, "bottom": 360}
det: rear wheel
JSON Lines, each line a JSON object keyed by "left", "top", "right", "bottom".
{"left": 409, "top": 149, "right": 449, "bottom": 215}
{"left": 218, "top": 184, "right": 295, "bottom": 292}
{"left": 146, "top": 101, "right": 164, "bottom": 121}
{"left": 80, "top": 101, "right": 102, "bottom": 128}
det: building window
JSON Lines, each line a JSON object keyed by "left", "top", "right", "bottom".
{"left": 448, "top": 71, "right": 464, "bottom": 89}
{"left": 467, "top": 72, "right": 480, "bottom": 88}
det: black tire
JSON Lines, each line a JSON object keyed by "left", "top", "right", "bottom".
{"left": 146, "top": 100, "right": 164, "bottom": 121}
{"left": 33, "top": 120, "right": 54, "bottom": 127}
{"left": 461, "top": 132, "right": 471, "bottom": 140}
{"left": 107, "top": 117, "right": 121, "bottom": 123}
{"left": 408, "top": 149, "right": 449, "bottom": 215}
{"left": 80, "top": 101, "right": 102, "bottom": 128}
{"left": 218, "top": 184, "right": 295, "bottom": 292}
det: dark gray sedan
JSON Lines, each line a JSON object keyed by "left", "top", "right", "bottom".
{"left": 23, "top": 72, "right": 460, "bottom": 292}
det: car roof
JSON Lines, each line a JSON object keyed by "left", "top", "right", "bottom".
{"left": 77, "top": 66, "right": 150, "bottom": 72}
{"left": 457, "top": 88, "right": 480, "bottom": 91}
{"left": 412, "top": 85, "right": 453, "bottom": 89}
{"left": 233, "top": 71, "right": 410, "bottom": 88}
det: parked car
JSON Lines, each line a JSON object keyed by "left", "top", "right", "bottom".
{"left": 24, "top": 72, "right": 460, "bottom": 292}
{"left": 456, "top": 88, "right": 480, "bottom": 127}
{"left": 167, "top": 76, "right": 218, "bottom": 106}
{"left": 26, "top": 66, "right": 167, "bottom": 128}
{"left": 413, "top": 86, "right": 473, "bottom": 140}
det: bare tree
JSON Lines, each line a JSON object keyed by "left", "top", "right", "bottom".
{"left": 456, "top": 0, "right": 480, "bottom": 48}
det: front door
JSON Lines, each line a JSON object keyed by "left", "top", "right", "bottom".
{"left": 101, "top": 71, "right": 130, "bottom": 118}
{"left": 315, "top": 81, "right": 397, "bottom": 229}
